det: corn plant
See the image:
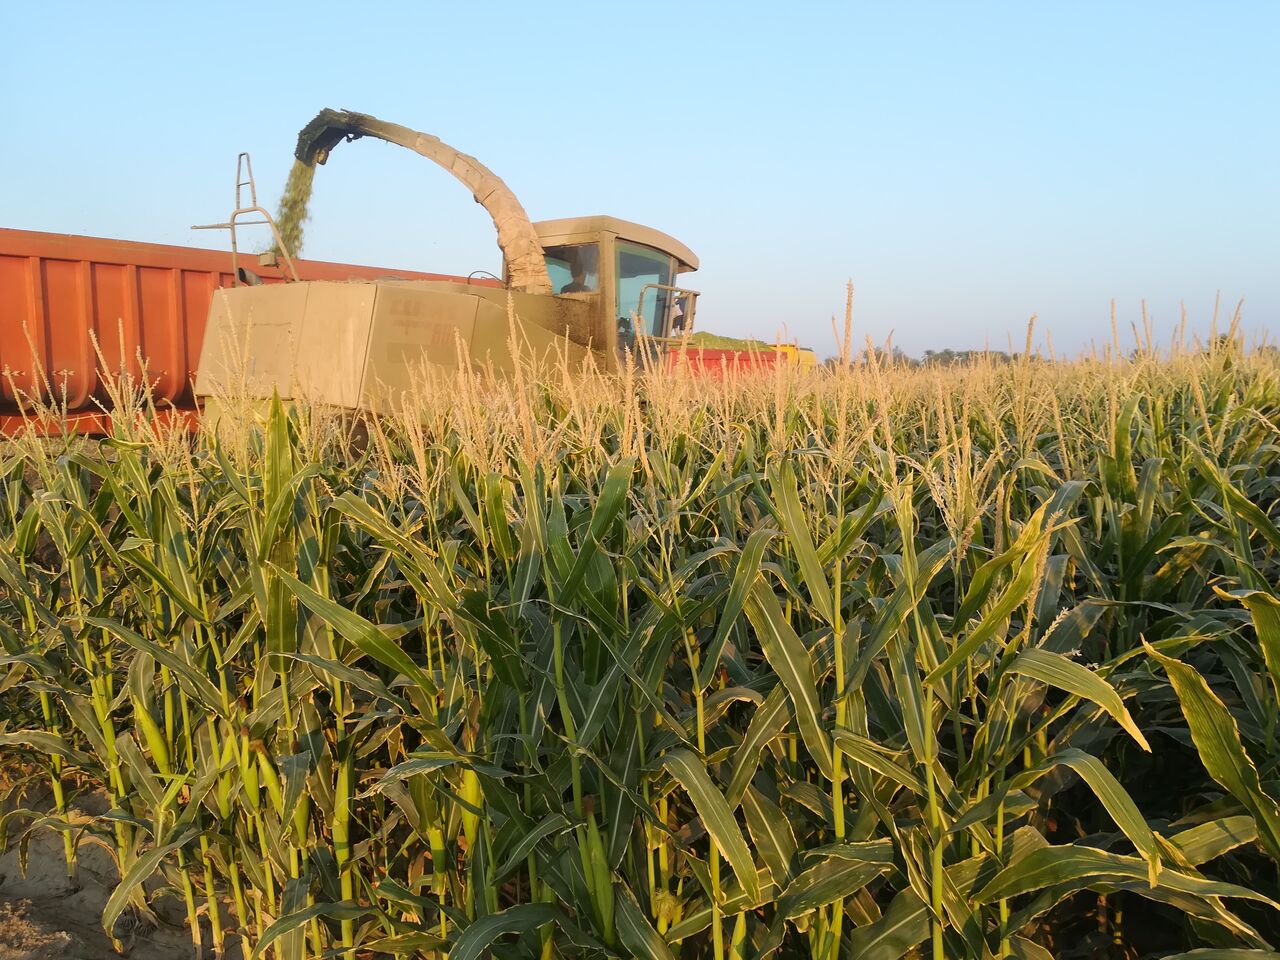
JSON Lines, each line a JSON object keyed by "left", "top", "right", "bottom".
{"left": 0, "top": 340, "right": 1277, "bottom": 960}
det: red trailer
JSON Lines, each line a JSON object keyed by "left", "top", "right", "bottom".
{"left": 0, "top": 227, "right": 494, "bottom": 434}
{"left": 664, "top": 346, "right": 785, "bottom": 378}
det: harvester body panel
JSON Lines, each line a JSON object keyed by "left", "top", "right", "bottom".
{"left": 196, "top": 279, "right": 605, "bottom": 414}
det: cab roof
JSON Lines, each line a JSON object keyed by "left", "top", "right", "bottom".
{"left": 533, "top": 216, "right": 699, "bottom": 273}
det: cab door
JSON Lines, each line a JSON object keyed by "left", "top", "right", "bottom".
{"left": 614, "top": 240, "right": 674, "bottom": 363}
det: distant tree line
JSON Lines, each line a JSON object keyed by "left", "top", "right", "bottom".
{"left": 823, "top": 347, "right": 1018, "bottom": 368}
{"left": 821, "top": 339, "right": 1275, "bottom": 367}
{"left": 919, "top": 348, "right": 1015, "bottom": 366}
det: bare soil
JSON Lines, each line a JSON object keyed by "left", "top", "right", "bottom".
{"left": 0, "top": 780, "right": 235, "bottom": 960}
{"left": 0, "top": 825, "right": 205, "bottom": 960}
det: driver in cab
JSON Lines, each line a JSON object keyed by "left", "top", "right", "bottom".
{"left": 560, "top": 261, "right": 590, "bottom": 294}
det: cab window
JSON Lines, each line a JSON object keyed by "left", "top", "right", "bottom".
{"left": 616, "top": 241, "right": 673, "bottom": 338}
{"left": 544, "top": 243, "right": 599, "bottom": 294}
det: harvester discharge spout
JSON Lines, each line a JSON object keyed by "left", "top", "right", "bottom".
{"left": 295, "top": 108, "right": 360, "bottom": 166}
{"left": 292, "top": 108, "right": 552, "bottom": 294}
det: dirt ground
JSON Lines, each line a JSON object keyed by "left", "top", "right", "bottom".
{"left": 0, "top": 783, "right": 230, "bottom": 960}
{"left": 0, "top": 824, "right": 207, "bottom": 960}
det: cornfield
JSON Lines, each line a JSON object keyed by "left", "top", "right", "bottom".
{"left": 1, "top": 339, "right": 1279, "bottom": 960}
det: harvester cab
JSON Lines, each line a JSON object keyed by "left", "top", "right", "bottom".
{"left": 194, "top": 109, "right": 699, "bottom": 416}
{"left": 530, "top": 215, "right": 700, "bottom": 361}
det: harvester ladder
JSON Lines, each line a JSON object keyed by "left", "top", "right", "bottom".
{"left": 192, "top": 152, "right": 300, "bottom": 286}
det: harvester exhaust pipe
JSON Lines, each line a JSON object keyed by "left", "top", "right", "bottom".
{"left": 295, "top": 108, "right": 553, "bottom": 295}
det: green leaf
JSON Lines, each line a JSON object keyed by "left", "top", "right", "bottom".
{"left": 848, "top": 538, "right": 952, "bottom": 690}
{"left": 117, "top": 540, "right": 209, "bottom": 625}
{"left": 805, "top": 839, "right": 894, "bottom": 863}
{"left": 0, "top": 553, "right": 58, "bottom": 629}
{"left": 776, "top": 855, "right": 890, "bottom": 918}
{"left": 457, "top": 589, "right": 529, "bottom": 693}
{"left": 616, "top": 885, "right": 676, "bottom": 960}
{"left": 492, "top": 813, "right": 573, "bottom": 883}
{"left": 742, "top": 786, "right": 796, "bottom": 885}
{"left": 332, "top": 491, "right": 458, "bottom": 609}
{"left": 273, "top": 565, "right": 438, "bottom": 697}
{"left": 663, "top": 748, "right": 760, "bottom": 902}
{"left": 975, "top": 844, "right": 1280, "bottom": 909}
{"left": 0, "top": 731, "right": 92, "bottom": 768}
{"left": 743, "top": 581, "right": 833, "bottom": 779}
{"left": 831, "top": 729, "right": 923, "bottom": 793}
{"left": 1011, "top": 748, "right": 1160, "bottom": 884}
{"left": 86, "top": 616, "right": 226, "bottom": 717}
{"left": 927, "top": 519, "right": 1047, "bottom": 684}
{"left": 450, "top": 903, "right": 561, "bottom": 960}
{"left": 482, "top": 471, "right": 516, "bottom": 561}
{"left": 1146, "top": 643, "right": 1280, "bottom": 863}
{"left": 1039, "top": 600, "right": 1106, "bottom": 655}
{"left": 1007, "top": 647, "right": 1150, "bottom": 751}
{"left": 845, "top": 887, "right": 928, "bottom": 960}
{"left": 952, "top": 529, "right": 1029, "bottom": 631}
{"left": 282, "top": 652, "right": 408, "bottom": 711}
{"left": 768, "top": 461, "right": 834, "bottom": 624}
{"left": 725, "top": 685, "right": 789, "bottom": 808}
{"left": 699, "top": 527, "right": 775, "bottom": 690}
{"left": 1167, "top": 815, "right": 1258, "bottom": 866}
{"left": 1221, "top": 588, "right": 1280, "bottom": 700}
{"left": 256, "top": 463, "right": 322, "bottom": 563}
{"left": 559, "top": 458, "right": 634, "bottom": 604}
{"left": 102, "top": 827, "right": 201, "bottom": 940}
{"left": 1197, "top": 451, "right": 1280, "bottom": 555}
{"left": 252, "top": 901, "right": 369, "bottom": 958}
{"left": 364, "top": 754, "right": 461, "bottom": 795}
{"left": 360, "top": 931, "right": 450, "bottom": 955}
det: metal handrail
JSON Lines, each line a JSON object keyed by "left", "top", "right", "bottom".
{"left": 634, "top": 282, "right": 701, "bottom": 338}
{"left": 191, "top": 153, "right": 300, "bottom": 286}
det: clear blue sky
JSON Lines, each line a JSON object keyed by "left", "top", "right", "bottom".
{"left": 3, "top": 1, "right": 1276, "bottom": 357}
